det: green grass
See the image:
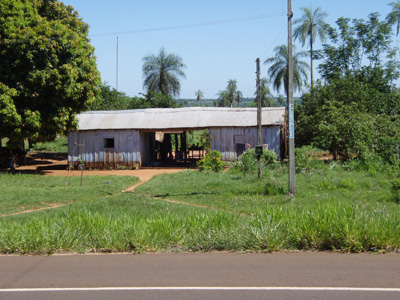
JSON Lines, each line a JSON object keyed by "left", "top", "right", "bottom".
{"left": 0, "top": 174, "right": 139, "bottom": 215}
{"left": 30, "top": 136, "right": 68, "bottom": 152}
{"left": 0, "top": 166, "right": 399, "bottom": 254}
{"left": 136, "top": 168, "right": 394, "bottom": 215}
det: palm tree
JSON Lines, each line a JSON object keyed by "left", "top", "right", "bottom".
{"left": 293, "top": 6, "right": 328, "bottom": 87}
{"left": 142, "top": 47, "right": 186, "bottom": 97}
{"left": 264, "top": 44, "right": 309, "bottom": 103}
{"left": 216, "top": 90, "right": 229, "bottom": 107}
{"left": 195, "top": 90, "right": 204, "bottom": 106}
{"left": 389, "top": 1, "right": 400, "bottom": 36}
{"left": 254, "top": 78, "right": 274, "bottom": 107}
{"left": 217, "top": 79, "right": 242, "bottom": 107}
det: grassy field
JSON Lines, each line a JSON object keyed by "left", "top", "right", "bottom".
{"left": 0, "top": 174, "right": 138, "bottom": 215}
{"left": 0, "top": 164, "right": 399, "bottom": 254}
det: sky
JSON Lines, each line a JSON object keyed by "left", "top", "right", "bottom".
{"left": 62, "top": 0, "right": 395, "bottom": 99}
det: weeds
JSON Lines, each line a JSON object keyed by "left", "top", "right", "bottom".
{"left": 0, "top": 161, "right": 399, "bottom": 254}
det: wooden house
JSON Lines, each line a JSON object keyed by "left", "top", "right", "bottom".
{"left": 68, "top": 107, "right": 285, "bottom": 168}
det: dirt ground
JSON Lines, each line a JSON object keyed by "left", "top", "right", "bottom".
{"left": 14, "top": 159, "right": 186, "bottom": 183}
{"left": 0, "top": 155, "right": 188, "bottom": 217}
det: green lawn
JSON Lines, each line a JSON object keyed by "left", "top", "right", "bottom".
{"left": 0, "top": 167, "right": 399, "bottom": 254}
{"left": 0, "top": 174, "right": 139, "bottom": 215}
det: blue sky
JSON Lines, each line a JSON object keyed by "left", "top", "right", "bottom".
{"left": 63, "top": 0, "right": 395, "bottom": 99}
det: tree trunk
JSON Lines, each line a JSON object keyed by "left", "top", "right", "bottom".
{"left": 310, "top": 36, "right": 314, "bottom": 89}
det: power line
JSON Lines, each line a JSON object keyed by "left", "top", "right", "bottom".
{"left": 260, "top": 21, "right": 287, "bottom": 60}
{"left": 0, "top": 12, "right": 286, "bottom": 45}
{"left": 89, "top": 13, "right": 286, "bottom": 38}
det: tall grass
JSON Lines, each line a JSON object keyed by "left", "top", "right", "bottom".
{"left": 1, "top": 193, "right": 399, "bottom": 254}
{"left": 1, "top": 164, "right": 399, "bottom": 254}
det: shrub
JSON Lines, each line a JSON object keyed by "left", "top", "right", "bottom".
{"left": 392, "top": 179, "right": 400, "bottom": 203}
{"left": 197, "top": 150, "right": 224, "bottom": 172}
{"left": 295, "top": 146, "right": 326, "bottom": 173}
{"left": 229, "top": 148, "right": 278, "bottom": 174}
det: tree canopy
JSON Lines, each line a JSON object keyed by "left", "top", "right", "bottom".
{"left": 142, "top": 47, "right": 186, "bottom": 97}
{"left": 0, "top": 0, "right": 100, "bottom": 149}
{"left": 264, "top": 45, "right": 309, "bottom": 101}
{"left": 293, "top": 6, "right": 328, "bottom": 87}
{"left": 296, "top": 12, "right": 400, "bottom": 163}
{"left": 216, "top": 79, "right": 242, "bottom": 107}
{"left": 254, "top": 78, "right": 274, "bottom": 107}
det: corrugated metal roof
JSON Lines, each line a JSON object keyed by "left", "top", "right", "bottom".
{"left": 77, "top": 107, "right": 285, "bottom": 131}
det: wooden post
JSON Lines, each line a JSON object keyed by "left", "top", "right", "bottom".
{"left": 81, "top": 144, "right": 85, "bottom": 186}
{"left": 256, "top": 58, "right": 262, "bottom": 179}
{"left": 288, "top": 0, "right": 295, "bottom": 195}
{"left": 175, "top": 133, "right": 179, "bottom": 159}
{"left": 182, "top": 132, "right": 187, "bottom": 161}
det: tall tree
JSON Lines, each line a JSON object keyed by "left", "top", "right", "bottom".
{"left": 293, "top": 6, "right": 328, "bottom": 87}
{"left": 0, "top": 0, "right": 100, "bottom": 149}
{"left": 318, "top": 13, "right": 397, "bottom": 82}
{"left": 264, "top": 45, "right": 309, "bottom": 102}
{"left": 254, "top": 78, "right": 274, "bottom": 107}
{"left": 217, "top": 79, "right": 242, "bottom": 107}
{"left": 296, "top": 13, "right": 400, "bottom": 162}
{"left": 142, "top": 47, "right": 186, "bottom": 97}
{"left": 195, "top": 90, "right": 204, "bottom": 106}
{"left": 92, "top": 82, "right": 132, "bottom": 111}
{"left": 388, "top": 1, "right": 400, "bottom": 36}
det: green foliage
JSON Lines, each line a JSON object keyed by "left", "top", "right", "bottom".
{"left": 296, "top": 74, "right": 400, "bottom": 162}
{"left": 253, "top": 78, "right": 274, "bottom": 107}
{"left": 216, "top": 79, "right": 243, "bottom": 107}
{"left": 264, "top": 44, "right": 309, "bottom": 97}
{"left": 392, "top": 178, "right": 400, "bottom": 203}
{"left": 318, "top": 13, "right": 398, "bottom": 82}
{"left": 264, "top": 177, "right": 285, "bottom": 195}
{"left": 195, "top": 90, "right": 204, "bottom": 106}
{"left": 295, "top": 146, "right": 327, "bottom": 173}
{"left": 142, "top": 47, "right": 186, "bottom": 97}
{"left": 92, "top": 82, "right": 133, "bottom": 110}
{"left": 199, "top": 129, "right": 212, "bottom": 153}
{"left": 297, "top": 13, "right": 400, "bottom": 165}
{"left": 293, "top": 6, "right": 328, "bottom": 85}
{"left": 197, "top": 150, "right": 224, "bottom": 172}
{"left": 30, "top": 136, "right": 68, "bottom": 152}
{"left": 128, "top": 91, "right": 181, "bottom": 109}
{"left": 229, "top": 148, "right": 278, "bottom": 174}
{"left": 0, "top": 0, "right": 101, "bottom": 148}
{"left": 1, "top": 167, "right": 399, "bottom": 254}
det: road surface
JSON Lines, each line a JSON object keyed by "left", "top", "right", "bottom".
{"left": 1, "top": 252, "right": 399, "bottom": 299}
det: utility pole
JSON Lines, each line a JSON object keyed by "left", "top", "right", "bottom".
{"left": 288, "top": 0, "right": 295, "bottom": 195}
{"left": 116, "top": 36, "right": 119, "bottom": 109}
{"left": 256, "top": 58, "right": 262, "bottom": 179}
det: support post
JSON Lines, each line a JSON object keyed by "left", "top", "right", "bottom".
{"left": 256, "top": 58, "right": 262, "bottom": 179}
{"left": 288, "top": 0, "right": 295, "bottom": 195}
{"left": 116, "top": 36, "right": 119, "bottom": 108}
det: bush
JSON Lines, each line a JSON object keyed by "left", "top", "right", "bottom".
{"left": 295, "top": 146, "right": 326, "bottom": 173}
{"left": 197, "top": 150, "right": 224, "bottom": 172}
{"left": 392, "top": 179, "right": 400, "bottom": 203}
{"left": 229, "top": 148, "right": 278, "bottom": 174}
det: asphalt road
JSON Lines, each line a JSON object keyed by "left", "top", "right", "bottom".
{"left": 1, "top": 252, "right": 399, "bottom": 300}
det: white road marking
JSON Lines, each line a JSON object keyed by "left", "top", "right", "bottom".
{"left": 1, "top": 287, "right": 400, "bottom": 292}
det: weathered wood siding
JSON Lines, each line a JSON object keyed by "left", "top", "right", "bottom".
{"left": 68, "top": 130, "right": 141, "bottom": 168}
{"left": 209, "top": 126, "right": 281, "bottom": 160}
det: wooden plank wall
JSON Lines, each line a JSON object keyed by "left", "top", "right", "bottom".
{"left": 68, "top": 130, "right": 141, "bottom": 168}
{"left": 209, "top": 126, "right": 281, "bottom": 160}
